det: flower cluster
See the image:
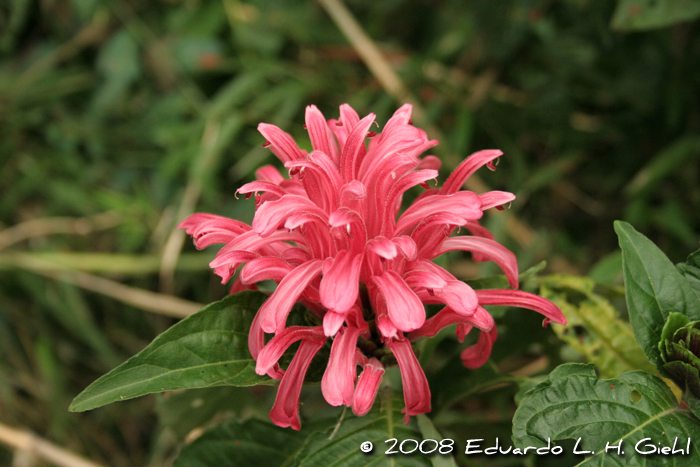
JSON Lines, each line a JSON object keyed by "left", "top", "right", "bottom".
{"left": 180, "top": 104, "right": 566, "bottom": 430}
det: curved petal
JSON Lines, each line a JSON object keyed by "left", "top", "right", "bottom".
{"left": 461, "top": 326, "right": 498, "bottom": 369}
{"left": 320, "top": 250, "right": 363, "bottom": 313}
{"left": 322, "top": 326, "right": 362, "bottom": 407}
{"left": 439, "top": 237, "right": 519, "bottom": 288}
{"left": 255, "top": 165, "right": 286, "bottom": 184}
{"left": 479, "top": 191, "right": 516, "bottom": 211}
{"left": 352, "top": 358, "right": 385, "bottom": 416}
{"left": 252, "top": 195, "right": 328, "bottom": 237}
{"left": 366, "top": 237, "right": 397, "bottom": 260}
{"left": 240, "top": 257, "right": 293, "bottom": 284}
{"left": 393, "top": 236, "right": 417, "bottom": 261}
{"left": 305, "top": 105, "right": 338, "bottom": 162}
{"left": 475, "top": 289, "right": 566, "bottom": 325}
{"left": 339, "top": 113, "right": 375, "bottom": 181}
{"left": 323, "top": 311, "right": 346, "bottom": 337}
{"left": 258, "top": 123, "right": 306, "bottom": 163}
{"left": 258, "top": 260, "right": 324, "bottom": 333}
{"left": 438, "top": 280, "right": 478, "bottom": 316}
{"left": 269, "top": 339, "right": 326, "bottom": 430}
{"left": 396, "top": 191, "right": 482, "bottom": 234}
{"left": 441, "top": 150, "right": 503, "bottom": 195}
{"left": 373, "top": 271, "right": 425, "bottom": 332}
{"left": 387, "top": 337, "right": 431, "bottom": 424}
{"left": 255, "top": 326, "right": 325, "bottom": 375}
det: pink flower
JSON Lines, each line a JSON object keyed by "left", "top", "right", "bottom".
{"left": 180, "top": 103, "right": 566, "bottom": 429}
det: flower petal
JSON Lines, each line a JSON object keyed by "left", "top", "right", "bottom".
{"left": 373, "top": 271, "right": 425, "bottom": 332}
{"left": 439, "top": 237, "right": 519, "bottom": 288}
{"left": 240, "top": 257, "right": 293, "bottom": 284}
{"left": 352, "top": 358, "right": 385, "bottom": 416}
{"left": 461, "top": 326, "right": 498, "bottom": 369}
{"left": 320, "top": 250, "right": 363, "bottom": 313}
{"left": 258, "top": 260, "right": 324, "bottom": 333}
{"left": 479, "top": 191, "right": 516, "bottom": 211}
{"left": 387, "top": 337, "right": 431, "bottom": 424}
{"left": 269, "top": 338, "right": 326, "bottom": 430}
{"left": 475, "top": 289, "right": 566, "bottom": 325}
{"left": 255, "top": 326, "right": 325, "bottom": 375}
{"left": 322, "top": 326, "right": 362, "bottom": 406}
{"left": 441, "top": 150, "right": 503, "bottom": 195}
{"left": 396, "top": 191, "right": 482, "bottom": 234}
{"left": 258, "top": 123, "right": 306, "bottom": 163}
{"left": 306, "top": 105, "right": 338, "bottom": 163}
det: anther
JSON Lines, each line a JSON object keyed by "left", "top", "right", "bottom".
{"left": 487, "top": 157, "right": 500, "bottom": 171}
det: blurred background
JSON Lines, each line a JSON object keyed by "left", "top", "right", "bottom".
{"left": 1, "top": 0, "right": 699, "bottom": 465}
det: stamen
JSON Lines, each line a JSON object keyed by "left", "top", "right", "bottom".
{"left": 366, "top": 131, "right": 377, "bottom": 138}
{"left": 263, "top": 141, "right": 271, "bottom": 148}
{"left": 495, "top": 201, "right": 513, "bottom": 211}
{"left": 303, "top": 124, "right": 307, "bottom": 129}
{"left": 244, "top": 192, "right": 253, "bottom": 199}
{"left": 487, "top": 157, "right": 500, "bottom": 171}
{"left": 542, "top": 318, "right": 551, "bottom": 328}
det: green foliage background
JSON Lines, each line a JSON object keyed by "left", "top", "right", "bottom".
{"left": 0, "top": 0, "right": 699, "bottom": 465}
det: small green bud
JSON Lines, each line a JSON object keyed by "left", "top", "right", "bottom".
{"left": 659, "top": 313, "right": 700, "bottom": 399}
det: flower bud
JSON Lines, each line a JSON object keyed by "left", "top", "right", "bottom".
{"left": 658, "top": 312, "right": 700, "bottom": 399}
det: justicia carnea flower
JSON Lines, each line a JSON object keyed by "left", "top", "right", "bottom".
{"left": 179, "top": 103, "right": 566, "bottom": 429}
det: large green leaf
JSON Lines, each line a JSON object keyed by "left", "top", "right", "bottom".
{"left": 156, "top": 386, "right": 266, "bottom": 442}
{"left": 430, "top": 359, "right": 517, "bottom": 413}
{"left": 173, "top": 418, "right": 308, "bottom": 467}
{"left": 540, "top": 275, "right": 656, "bottom": 378}
{"left": 513, "top": 363, "right": 700, "bottom": 466}
{"left": 291, "top": 391, "right": 436, "bottom": 467}
{"left": 677, "top": 248, "right": 700, "bottom": 302}
{"left": 69, "top": 291, "right": 271, "bottom": 412}
{"left": 614, "top": 221, "right": 700, "bottom": 368}
{"left": 611, "top": 0, "right": 700, "bottom": 31}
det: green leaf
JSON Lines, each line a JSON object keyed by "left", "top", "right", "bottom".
{"left": 540, "top": 275, "right": 657, "bottom": 377}
{"left": 292, "top": 390, "right": 435, "bottom": 467}
{"left": 431, "top": 359, "right": 517, "bottom": 413}
{"left": 677, "top": 248, "right": 700, "bottom": 302}
{"left": 173, "top": 418, "right": 308, "bottom": 467}
{"left": 69, "top": 291, "right": 271, "bottom": 412}
{"left": 513, "top": 363, "right": 700, "bottom": 466}
{"left": 611, "top": 0, "right": 700, "bottom": 31}
{"left": 659, "top": 312, "right": 691, "bottom": 351}
{"left": 614, "top": 221, "right": 700, "bottom": 368}
{"left": 156, "top": 386, "right": 265, "bottom": 442}
{"left": 416, "top": 415, "right": 458, "bottom": 467}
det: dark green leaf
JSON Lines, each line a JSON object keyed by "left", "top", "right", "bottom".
{"left": 292, "top": 390, "right": 435, "bottom": 467}
{"left": 614, "top": 221, "right": 700, "bottom": 368}
{"left": 677, "top": 248, "right": 700, "bottom": 302}
{"left": 156, "top": 386, "right": 265, "bottom": 441}
{"left": 513, "top": 363, "right": 700, "bottom": 466}
{"left": 431, "top": 359, "right": 517, "bottom": 413}
{"left": 69, "top": 291, "right": 271, "bottom": 412}
{"left": 174, "top": 418, "right": 307, "bottom": 467}
{"left": 612, "top": 0, "right": 700, "bottom": 31}
{"left": 416, "top": 415, "right": 458, "bottom": 467}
